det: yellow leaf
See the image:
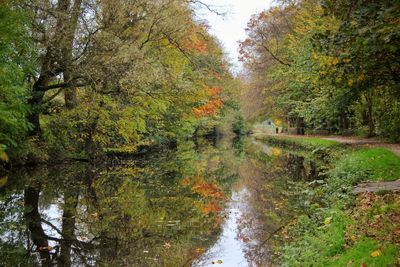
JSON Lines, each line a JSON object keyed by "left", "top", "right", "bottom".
{"left": 371, "top": 250, "right": 381, "bottom": 257}
{"left": 217, "top": 260, "right": 223, "bottom": 264}
{"left": 324, "top": 216, "right": 332, "bottom": 225}
{"left": 272, "top": 148, "right": 282, "bottom": 156}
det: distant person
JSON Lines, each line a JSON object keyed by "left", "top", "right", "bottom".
{"left": 276, "top": 127, "right": 279, "bottom": 134}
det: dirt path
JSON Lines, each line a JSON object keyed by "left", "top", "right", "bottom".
{"left": 323, "top": 136, "right": 400, "bottom": 156}
{"left": 253, "top": 129, "right": 400, "bottom": 156}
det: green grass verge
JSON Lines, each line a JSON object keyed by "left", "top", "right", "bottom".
{"left": 255, "top": 135, "right": 341, "bottom": 151}
{"left": 332, "top": 147, "right": 400, "bottom": 182}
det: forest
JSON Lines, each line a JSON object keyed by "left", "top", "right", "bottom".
{"left": 240, "top": 0, "right": 399, "bottom": 140}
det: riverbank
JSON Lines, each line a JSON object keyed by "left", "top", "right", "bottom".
{"left": 252, "top": 130, "right": 400, "bottom": 156}
{"left": 256, "top": 134, "right": 400, "bottom": 266}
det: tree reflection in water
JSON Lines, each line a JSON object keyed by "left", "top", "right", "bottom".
{"left": 0, "top": 138, "right": 241, "bottom": 266}
{"left": 235, "top": 141, "right": 319, "bottom": 266}
{"left": 0, "top": 138, "right": 316, "bottom": 266}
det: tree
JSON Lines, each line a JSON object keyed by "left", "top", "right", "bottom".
{"left": 241, "top": 0, "right": 400, "bottom": 140}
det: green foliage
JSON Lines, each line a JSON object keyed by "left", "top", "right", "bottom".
{"left": 281, "top": 210, "right": 350, "bottom": 266}
{"left": 242, "top": 0, "right": 400, "bottom": 140}
{"left": 232, "top": 115, "right": 246, "bottom": 136}
{"left": 0, "top": 1, "right": 34, "bottom": 151}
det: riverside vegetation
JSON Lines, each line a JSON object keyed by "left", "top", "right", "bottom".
{"left": 256, "top": 134, "right": 400, "bottom": 266}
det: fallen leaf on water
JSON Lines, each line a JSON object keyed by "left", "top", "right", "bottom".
{"left": 370, "top": 250, "right": 381, "bottom": 257}
{"left": 195, "top": 247, "right": 205, "bottom": 254}
{"left": 38, "top": 246, "right": 53, "bottom": 251}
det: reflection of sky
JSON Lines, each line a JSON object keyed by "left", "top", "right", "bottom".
{"left": 40, "top": 198, "right": 63, "bottom": 247}
{"left": 192, "top": 188, "right": 250, "bottom": 267}
{"left": 195, "top": 0, "right": 273, "bottom": 72}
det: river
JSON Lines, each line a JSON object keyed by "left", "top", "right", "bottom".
{"left": 0, "top": 137, "right": 315, "bottom": 266}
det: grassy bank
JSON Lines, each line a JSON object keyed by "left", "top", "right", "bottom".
{"left": 260, "top": 135, "right": 400, "bottom": 266}
{"left": 255, "top": 135, "right": 341, "bottom": 150}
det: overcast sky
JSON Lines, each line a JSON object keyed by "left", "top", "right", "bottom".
{"left": 196, "top": 0, "right": 273, "bottom": 71}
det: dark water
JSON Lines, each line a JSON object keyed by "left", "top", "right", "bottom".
{"left": 0, "top": 138, "right": 315, "bottom": 266}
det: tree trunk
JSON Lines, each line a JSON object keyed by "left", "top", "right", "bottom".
{"left": 28, "top": 61, "right": 53, "bottom": 135}
{"left": 59, "top": 188, "right": 79, "bottom": 266}
{"left": 64, "top": 70, "right": 78, "bottom": 109}
{"left": 63, "top": 0, "right": 82, "bottom": 109}
{"left": 28, "top": 0, "right": 83, "bottom": 133}
{"left": 24, "top": 186, "right": 51, "bottom": 265}
{"left": 365, "top": 90, "right": 375, "bottom": 137}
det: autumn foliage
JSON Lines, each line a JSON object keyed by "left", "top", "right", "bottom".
{"left": 192, "top": 181, "right": 225, "bottom": 199}
{"left": 182, "top": 24, "right": 209, "bottom": 53}
{"left": 193, "top": 86, "right": 224, "bottom": 118}
{"left": 200, "top": 201, "right": 222, "bottom": 214}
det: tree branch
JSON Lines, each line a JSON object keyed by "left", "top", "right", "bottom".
{"left": 261, "top": 44, "right": 291, "bottom": 67}
{"left": 187, "top": 0, "right": 225, "bottom": 16}
{"left": 38, "top": 81, "right": 87, "bottom": 91}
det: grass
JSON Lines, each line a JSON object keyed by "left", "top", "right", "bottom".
{"left": 330, "top": 239, "right": 398, "bottom": 267}
{"left": 285, "top": 137, "right": 340, "bottom": 148}
{"left": 333, "top": 147, "right": 400, "bottom": 181}
{"left": 256, "top": 135, "right": 341, "bottom": 151}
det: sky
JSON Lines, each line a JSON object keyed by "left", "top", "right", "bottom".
{"left": 196, "top": 0, "right": 273, "bottom": 71}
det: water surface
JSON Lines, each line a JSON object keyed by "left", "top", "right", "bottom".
{"left": 0, "top": 138, "right": 313, "bottom": 266}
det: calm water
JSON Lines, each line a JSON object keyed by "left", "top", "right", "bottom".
{"left": 0, "top": 137, "right": 315, "bottom": 266}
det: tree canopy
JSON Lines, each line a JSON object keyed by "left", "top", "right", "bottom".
{"left": 0, "top": 0, "right": 241, "bottom": 163}
{"left": 240, "top": 0, "right": 400, "bottom": 140}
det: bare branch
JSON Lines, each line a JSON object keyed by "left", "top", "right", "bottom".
{"left": 187, "top": 0, "right": 226, "bottom": 16}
